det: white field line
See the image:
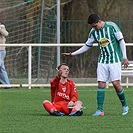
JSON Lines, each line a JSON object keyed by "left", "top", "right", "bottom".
{"left": 0, "top": 89, "right": 132, "bottom": 93}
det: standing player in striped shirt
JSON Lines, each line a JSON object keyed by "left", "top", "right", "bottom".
{"left": 62, "top": 14, "right": 129, "bottom": 116}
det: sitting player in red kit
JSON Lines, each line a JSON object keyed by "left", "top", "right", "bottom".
{"left": 43, "top": 63, "right": 83, "bottom": 116}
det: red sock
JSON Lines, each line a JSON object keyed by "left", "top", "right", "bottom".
{"left": 43, "top": 100, "right": 56, "bottom": 114}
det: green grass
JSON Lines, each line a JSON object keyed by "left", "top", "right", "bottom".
{"left": 0, "top": 87, "right": 133, "bottom": 133}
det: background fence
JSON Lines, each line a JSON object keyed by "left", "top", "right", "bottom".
{"left": 3, "top": 19, "right": 133, "bottom": 88}
{"left": 0, "top": 0, "right": 132, "bottom": 88}
{"left": 2, "top": 43, "right": 133, "bottom": 89}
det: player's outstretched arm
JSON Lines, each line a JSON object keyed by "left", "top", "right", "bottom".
{"left": 62, "top": 45, "right": 90, "bottom": 57}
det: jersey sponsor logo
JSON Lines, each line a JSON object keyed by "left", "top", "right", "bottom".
{"left": 99, "top": 38, "right": 110, "bottom": 47}
{"left": 57, "top": 92, "right": 69, "bottom": 100}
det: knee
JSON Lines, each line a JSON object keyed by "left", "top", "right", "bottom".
{"left": 112, "top": 81, "right": 122, "bottom": 92}
{"left": 98, "top": 81, "right": 106, "bottom": 88}
{"left": 43, "top": 100, "right": 50, "bottom": 106}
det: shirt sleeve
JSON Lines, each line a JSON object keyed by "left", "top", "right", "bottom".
{"left": 50, "top": 76, "right": 60, "bottom": 89}
{"left": 71, "top": 30, "right": 95, "bottom": 56}
{"left": 70, "top": 81, "right": 78, "bottom": 102}
{"left": 111, "top": 22, "right": 124, "bottom": 41}
{"left": 85, "top": 35, "right": 95, "bottom": 47}
{"left": 114, "top": 31, "right": 124, "bottom": 41}
{"left": 50, "top": 76, "right": 60, "bottom": 102}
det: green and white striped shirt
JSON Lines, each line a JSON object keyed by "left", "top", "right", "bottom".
{"left": 86, "top": 21, "right": 123, "bottom": 64}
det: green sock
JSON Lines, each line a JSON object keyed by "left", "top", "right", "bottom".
{"left": 117, "top": 89, "right": 127, "bottom": 106}
{"left": 97, "top": 87, "right": 105, "bottom": 112}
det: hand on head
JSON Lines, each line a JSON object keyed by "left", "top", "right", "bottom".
{"left": 56, "top": 68, "right": 62, "bottom": 78}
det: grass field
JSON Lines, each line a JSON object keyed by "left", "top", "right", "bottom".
{"left": 0, "top": 87, "right": 132, "bottom": 133}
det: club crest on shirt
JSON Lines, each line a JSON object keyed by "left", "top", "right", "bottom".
{"left": 62, "top": 86, "right": 66, "bottom": 92}
{"left": 99, "top": 38, "right": 110, "bottom": 47}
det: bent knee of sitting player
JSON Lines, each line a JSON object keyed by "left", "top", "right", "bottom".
{"left": 43, "top": 100, "right": 55, "bottom": 114}
{"left": 43, "top": 100, "right": 51, "bottom": 105}
{"left": 43, "top": 100, "right": 52, "bottom": 109}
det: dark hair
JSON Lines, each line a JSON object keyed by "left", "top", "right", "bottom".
{"left": 87, "top": 14, "right": 101, "bottom": 24}
{"left": 57, "top": 63, "right": 68, "bottom": 70}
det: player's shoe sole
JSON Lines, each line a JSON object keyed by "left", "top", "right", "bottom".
{"left": 92, "top": 110, "right": 104, "bottom": 116}
{"left": 69, "top": 110, "right": 83, "bottom": 116}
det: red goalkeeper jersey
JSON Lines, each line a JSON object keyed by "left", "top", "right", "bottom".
{"left": 50, "top": 76, "right": 78, "bottom": 103}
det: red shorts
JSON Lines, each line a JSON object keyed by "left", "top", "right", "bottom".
{"left": 53, "top": 101, "right": 72, "bottom": 115}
